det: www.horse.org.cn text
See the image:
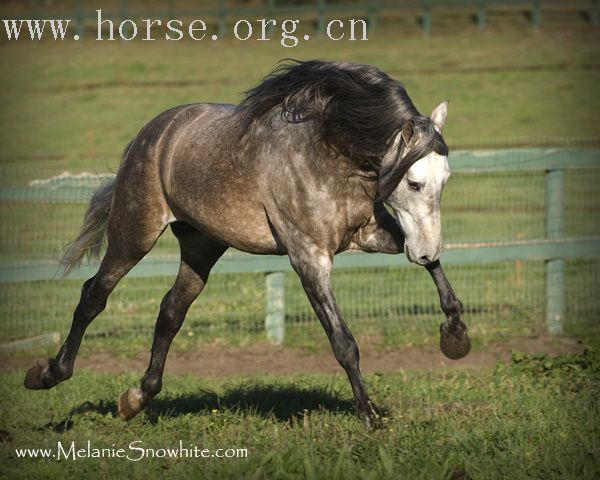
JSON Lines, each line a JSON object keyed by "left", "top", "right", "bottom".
{"left": 2, "top": 9, "right": 369, "bottom": 48}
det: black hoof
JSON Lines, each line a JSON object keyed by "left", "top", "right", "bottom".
{"left": 357, "top": 400, "right": 383, "bottom": 429}
{"left": 24, "top": 359, "right": 65, "bottom": 390}
{"left": 440, "top": 321, "right": 471, "bottom": 360}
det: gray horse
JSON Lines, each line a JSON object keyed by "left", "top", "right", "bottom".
{"left": 24, "top": 60, "right": 470, "bottom": 427}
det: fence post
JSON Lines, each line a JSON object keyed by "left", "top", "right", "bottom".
{"left": 119, "top": 0, "right": 132, "bottom": 39}
{"left": 545, "top": 169, "right": 564, "bottom": 334}
{"left": 477, "top": 2, "right": 486, "bottom": 29}
{"left": 218, "top": 0, "right": 226, "bottom": 38}
{"left": 75, "top": 0, "right": 84, "bottom": 39}
{"left": 422, "top": 1, "right": 431, "bottom": 35}
{"left": 265, "top": 272, "right": 285, "bottom": 344}
{"left": 316, "top": 0, "right": 326, "bottom": 36}
{"left": 266, "top": 0, "right": 276, "bottom": 36}
{"left": 120, "top": 0, "right": 127, "bottom": 25}
{"left": 532, "top": 0, "right": 541, "bottom": 29}
{"left": 368, "top": 0, "right": 378, "bottom": 32}
{"left": 591, "top": 0, "right": 598, "bottom": 26}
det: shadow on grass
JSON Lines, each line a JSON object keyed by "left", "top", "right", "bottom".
{"left": 145, "top": 384, "right": 358, "bottom": 424}
{"left": 44, "top": 383, "right": 367, "bottom": 431}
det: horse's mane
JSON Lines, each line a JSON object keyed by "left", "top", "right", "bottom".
{"left": 234, "top": 60, "right": 448, "bottom": 198}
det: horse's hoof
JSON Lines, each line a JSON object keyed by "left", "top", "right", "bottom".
{"left": 440, "top": 326, "right": 471, "bottom": 360}
{"left": 118, "top": 388, "right": 145, "bottom": 421}
{"left": 357, "top": 400, "right": 383, "bottom": 429}
{"left": 24, "top": 360, "right": 53, "bottom": 390}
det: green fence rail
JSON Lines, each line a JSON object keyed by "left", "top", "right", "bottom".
{"left": 4, "top": 0, "right": 598, "bottom": 37}
{"left": 0, "top": 148, "right": 599, "bottom": 344}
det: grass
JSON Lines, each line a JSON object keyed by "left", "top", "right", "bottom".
{"left": 0, "top": 28, "right": 599, "bottom": 170}
{"left": 0, "top": 349, "right": 599, "bottom": 479}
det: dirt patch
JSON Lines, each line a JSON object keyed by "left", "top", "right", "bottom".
{"left": 1, "top": 336, "right": 584, "bottom": 377}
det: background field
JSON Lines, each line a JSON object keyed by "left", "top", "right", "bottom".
{"left": 1, "top": 8, "right": 600, "bottom": 479}
{"left": 1, "top": 28, "right": 600, "bottom": 167}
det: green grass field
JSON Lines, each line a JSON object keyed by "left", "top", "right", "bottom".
{"left": 1, "top": 350, "right": 599, "bottom": 479}
{"left": 1, "top": 28, "right": 599, "bottom": 169}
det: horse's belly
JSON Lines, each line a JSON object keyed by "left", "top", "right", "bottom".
{"left": 168, "top": 197, "right": 284, "bottom": 255}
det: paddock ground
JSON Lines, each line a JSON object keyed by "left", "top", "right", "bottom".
{"left": 0, "top": 334, "right": 585, "bottom": 377}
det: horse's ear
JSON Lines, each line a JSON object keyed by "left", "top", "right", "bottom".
{"left": 401, "top": 120, "right": 415, "bottom": 146}
{"left": 431, "top": 100, "right": 448, "bottom": 132}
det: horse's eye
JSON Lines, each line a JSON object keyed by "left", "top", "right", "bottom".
{"left": 408, "top": 180, "right": 421, "bottom": 192}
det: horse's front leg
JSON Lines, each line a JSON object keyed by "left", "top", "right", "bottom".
{"left": 289, "top": 250, "right": 379, "bottom": 427}
{"left": 425, "top": 260, "right": 470, "bottom": 360}
{"left": 353, "top": 209, "right": 469, "bottom": 360}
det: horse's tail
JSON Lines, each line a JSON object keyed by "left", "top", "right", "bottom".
{"left": 59, "top": 176, "right": 116, "bottom": 276}
{"left": 60, "top": 140, "right": 135, "bottom": 276}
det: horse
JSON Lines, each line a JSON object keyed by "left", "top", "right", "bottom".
{"left": 24, "top": 60, "right": 470, "bottom": 427}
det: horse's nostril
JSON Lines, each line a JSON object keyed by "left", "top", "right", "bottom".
{"left": 419, "top": 255, "right": 431, "bottom": 265}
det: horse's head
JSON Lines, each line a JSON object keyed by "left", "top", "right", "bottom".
{"left": 381, "top": 101, "right": 449, "bottom": 266}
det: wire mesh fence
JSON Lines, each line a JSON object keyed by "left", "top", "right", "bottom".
{"left": 0, "top": 148, "right": 599, "bottom": 345}
{"left": 1, "top": 166, "right": 599, "bottom": 261}
{"left": 1, "top": 259, "right": 598, "bottom": 346}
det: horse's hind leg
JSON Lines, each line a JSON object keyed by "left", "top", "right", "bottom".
{"left": 118, "top": 222, "right": 227, "bottom": 420}
{"left": 24, "top": 191, "right": 168, "bottom": 390}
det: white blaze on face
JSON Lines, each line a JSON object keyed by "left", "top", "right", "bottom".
{"left": 384, "top": 100, "right": 450, "bottom": 265}
{"left": 386, "top": 152, "right": 450, "bottom": 265}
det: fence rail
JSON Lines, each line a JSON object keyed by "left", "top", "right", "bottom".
{"left": 3, "top": 0, "right": 598, "bottom": 36}
{"left": 2, "top": 236, "right": 598, "bottom": 279}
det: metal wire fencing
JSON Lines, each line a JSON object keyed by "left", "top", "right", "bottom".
{"left": 1, "top": 259, "right": 598, "bottom": 346}
{"left": 0, "top": 148, "right": 599, "bottom": 346}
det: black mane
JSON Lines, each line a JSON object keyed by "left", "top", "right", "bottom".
{"left": 235, "top": 60, "right": 448, "bottom": 198}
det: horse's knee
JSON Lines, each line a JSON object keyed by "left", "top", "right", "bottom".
{"left": 154, "top": 310, "right": 183, "bottom": 341}
{"left": 155, "top": 290, "right": 190, "bottom": 336}
{"left": 74, "top": 276, "right": 110, "bottom": 320}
